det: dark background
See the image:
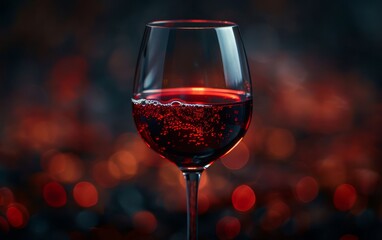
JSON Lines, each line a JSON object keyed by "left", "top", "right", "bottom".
{"left": 0, "top": 0, "right": 381, "bottom": 239}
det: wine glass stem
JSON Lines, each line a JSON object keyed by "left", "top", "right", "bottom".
{"left": 183, "top": 171, "right": 202, "bottom": 240}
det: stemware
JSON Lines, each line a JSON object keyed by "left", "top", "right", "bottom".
{"left": 132, "top": 20, "right": 252, "bottom": 239}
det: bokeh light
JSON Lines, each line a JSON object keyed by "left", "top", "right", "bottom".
{"left": 132, "top": 211, "right": 157, "bottom": 234}
{"left": 317, "top": 156, "right": 347, "bottom": 189}
{"left": 261, "top": 200, "right": 291, "bottom": 231}
{"left": 216, "top": 216, "right": 241, "bottom": 240}
{"left": 221, "top": 141, "right": 250, "bottom": 170}
{"left": 91, "top": 161, "right": 119, "bottom": 188}
{"left": 295, "top": 176, "right": 319, "bottom": 203}
{"left": 117, "top": 187, "right": 144, "bottom": 215}
{"left": 49, "top": 56, "right": 88, "bottom": 103}
{"left": 353, "top": 169, "right": 379, "bottom": 195}
{"left": 6, "top": 203, "right": 29, "bottom": 229}
{"left": 113, "top": 133, "right": 161, "bottom": 167}
{"left": 232, "top": 185, "right": 256, "bottom": 212}
{"left": 76, "top": 211, "right": 99, "bottom": 230}
{"left": 198, "top": 192, "right": 210, "bottom": 214}
{"left": 265, "top": 128, "right": 295, "bottom": 160}
{"left": 73, "top": 182, "right": 98, "bottom": 208}
{"left": 12, "top": 114, "right": 62, "bottom": 152}
{"left": 159, "top": 161, "right": 183, "bottom": 187}
{"left": 308, "top": 86, "right": 353, "bottom": 133}
{"left": 0, "top": 187, "right": 14, "bottom": 207}
{"left": 108, "top": 150, "right": 138, "bottom": 180}
{"left": 333, "top": 184, "right": 357, "bottom": 211}
{"left": 43, "top": 181, "right": 67, "bottom": 207}
{"left": 42, "top": 151, "right": 84, "bottom": 183}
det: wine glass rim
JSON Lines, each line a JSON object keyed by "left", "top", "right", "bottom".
{"left": 146, "top": 19, "right": 238, "bottom": 29}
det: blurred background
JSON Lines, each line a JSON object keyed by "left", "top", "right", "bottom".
{"left": 0, "top": 0, "right": 381, "bottom": 239}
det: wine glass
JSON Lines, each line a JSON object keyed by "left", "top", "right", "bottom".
{"left": 132, "top": 20, "right": 252, "bottom": 239}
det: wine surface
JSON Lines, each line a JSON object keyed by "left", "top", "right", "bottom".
{"left": 132, "top": 88, "right": 252, "bottom": 170}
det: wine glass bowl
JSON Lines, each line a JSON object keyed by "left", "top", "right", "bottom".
{"left": 132, "top": 88, "right": 252, "bottom": 171}
{"left": 132, "top": 20, "right": 252, "bottom": 239}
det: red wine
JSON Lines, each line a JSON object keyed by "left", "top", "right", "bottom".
{"left": 132, "top": 88, "right": 252, "bottom": 170}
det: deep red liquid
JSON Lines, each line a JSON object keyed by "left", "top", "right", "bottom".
{"left": 132, "top": 88, "right": 252, "bottom": 170}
